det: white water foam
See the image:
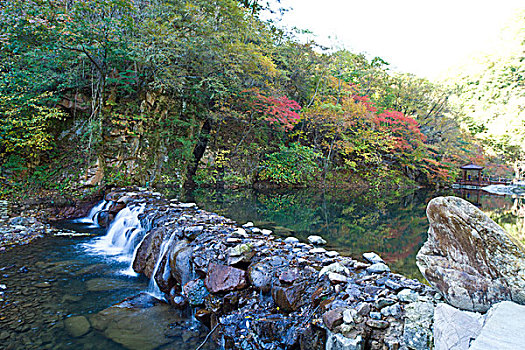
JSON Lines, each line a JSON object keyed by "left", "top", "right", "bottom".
{"left": 147, "top": 230, "right": 178, "bottom": 299}
{"left": 72, "top": 200, "right": 112, "bottom": 227}
{"left": 83, "top": 204, "right": 146, "bottom": 270}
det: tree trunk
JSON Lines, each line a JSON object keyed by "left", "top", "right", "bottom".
{"left": 184, "top": 118, "right": 212, "bottom": 188}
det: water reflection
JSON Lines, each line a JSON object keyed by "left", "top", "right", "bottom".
{"left": 455, "top": 189, "right": 525, "bottom": 242}
{"left": 183, "top": 187, "right": 522, "bottom": 280}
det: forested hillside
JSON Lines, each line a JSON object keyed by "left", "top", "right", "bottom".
{"left": 446, "top": 10, "right": 525, "bottom": 180}
{"left": 0, "top": 0, "right": 515, "bottom": 197}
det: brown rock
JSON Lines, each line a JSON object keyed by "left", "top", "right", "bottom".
{"left": 417, "top": 196, "right": 525, "bottom": 312}
{"left": 204, "top": 263, "right": 247, "bottom": 293}
{"left": 322, "top": 308, "right": 344, "bottom": 330}
{"left": 272, "top": 285, "right": 304, "bottom": 312}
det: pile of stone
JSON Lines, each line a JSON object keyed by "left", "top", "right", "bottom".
{"left": 0, "top": 200, "right": 80, "bottom": 252}
{"left": 98, "top": 189, "right": 439, "bottom": 350}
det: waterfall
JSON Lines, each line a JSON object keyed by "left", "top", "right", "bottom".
{"left": 72, "top": 200, "right": 111, "bottom": 227}
{"left": 147, "top": 230, "right": 178, "bottom": 299}
{"left": 83, "top": 204, "right": 146, "bottom": 267}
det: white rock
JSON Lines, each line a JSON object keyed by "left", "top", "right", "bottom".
{"left": 284, "top": 237, "right": 299, "bottom": 244}
{"left": 320, "top": 262, "right": 350, "bottom": 277}
{"left": 234, "top": 228, "right": 248, "bottom": 237}
{"left": 178, "top": 203, "right": 196, "bottom": 208}
{"left": 328, "top": 272, "right": 348, "bottom": 283}
{"left": 433, "top": 303, "right": 483, "bottom": 350}
{"left": 326, "top": 332, "right": 363, "bottom": 350}
{"left": 397, "top": 289, "right": 419, "bottom": 303}
{"left": 309, "top": 247, "right": 327, "bottom": 254}
{"left": 251, "top": 227, "right": 261, "bottom": 233}
{"left": 308, "top": 235, "right": 327, "bottom": 245}
{"left": 469, "top": 301, "right": 525, "bottom": 350}
{"left": 343, "top": 309, "right": 357, "bottom": 324}
{"left": 261, "top": 229, "right": 272, "bottom": 235}
{"left": 242, "top": 222, "right": 254, "bottom": 228}
{"left": 326, "top": 251, "right": 340, "bottom": 258}
{"left": 363, "top": 252, "right": 385, "bottom": 264}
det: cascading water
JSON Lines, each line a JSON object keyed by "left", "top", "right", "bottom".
{"left": 72, "top": 200, "right": 112, "bottom": 227}
{"left": 83, "top": 203, "right": 146, "bottom": 271}
{"left": 147, "top": 230, "right": 179, "bottom": 299}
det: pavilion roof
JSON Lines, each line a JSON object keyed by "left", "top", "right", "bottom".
{"left": 460, "top": 163, "right": 484, "bottom": 170}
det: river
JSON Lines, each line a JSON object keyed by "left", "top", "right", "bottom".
{"left": 0, "top": 187, "right": 521, "bottom": 349}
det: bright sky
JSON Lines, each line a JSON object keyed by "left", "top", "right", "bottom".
{"left": 275, "top": 0, "right": 524, "bottom": 79}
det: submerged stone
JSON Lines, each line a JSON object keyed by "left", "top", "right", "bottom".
{"left": 90, "top": 293, "right": 185, "bottom": 350}
{"left": 64, "top": 316, "right": 91, "bottom": 338}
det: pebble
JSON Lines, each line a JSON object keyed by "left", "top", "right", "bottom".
{"left": 367, "top": 263, "right": 390, "bottom": 273}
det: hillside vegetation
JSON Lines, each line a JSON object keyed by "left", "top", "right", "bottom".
{"left": 0, "top": 0, "right": 520, "bottom": 197}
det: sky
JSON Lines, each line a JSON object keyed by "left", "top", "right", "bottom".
{"left": 273, "top": 0, "right": 524, "bottom": 79}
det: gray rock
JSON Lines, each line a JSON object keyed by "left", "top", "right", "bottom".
{"left": 398, "top": 289, "right": 419, "bottom": 302}
{"left": 310, "top": 247, "right": 327, "bottom": 254}
{"left": 416, "top": 196, "right": 525, "bottom": 312}
{"left": 328, "top": 272, "right": 348, "bottom": 284}
{"left": 228, "top": 243, "right": 252, "bottom": 257}
{"left": 90, "top": 293, "right": 182, "bottom": 350}
{"left": 469, "top": 301, "right": 525, "bottom": 350}
{"left": 370, "top": 312, "right": 382, "bottom": 320}
{"left": 403, "top": 301, "right": 434, "bottom": 350}
{"left": 182, "top": 279, "right": 209, "bottom": 306}
{"left": 366, "top": 263, "right": 390, "bottom": 274}
{"left": 326, "top": 332, "right": 363, "bottom": 350}
{"left": 381, "top": 303, "right": 401, "bottom": 317}
{"left": 320, "top": 262, "right": 350, "bottom": 277}
{"left": 308, "top": 235, "right": 327, "bottom": 245}
{"left": 363, "top": 252, "right": 385, "bottom": 264}
{"left": 183, "top": 225, "right": 203, "bottom": 239}
{"left": 385, "top": 279, "right": 403, "bottom": 292}
{"left": 64, "top": 316, "right": 91, "bottom": 337}
{"left": 433, "top": 303, "right": 483, "bottom": 350}
{"left": 343, "top": 309, "right": 356, "bottom": 324}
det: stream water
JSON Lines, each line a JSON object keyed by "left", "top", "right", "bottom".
{"left": 0, "top": 187, "right": 521, "bottom": 349}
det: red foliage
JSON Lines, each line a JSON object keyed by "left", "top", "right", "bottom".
{"left": 352, "top": 94, "right": 377, "bottom": 113}
{"left": 373, "top": 110, "right": 426, "bottom": 152}
{"left": 241, "top": 89, "right": 301, "bottom": 131}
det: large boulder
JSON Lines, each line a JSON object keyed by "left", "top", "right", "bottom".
{"left": 417, "top": 196, "right": 525, "bottom": 312}
{"left": 433, "top": 303, "right": 484, "bottom": 350}
{"left": 469, "top": 301, "right": 525, "bottom": 350}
